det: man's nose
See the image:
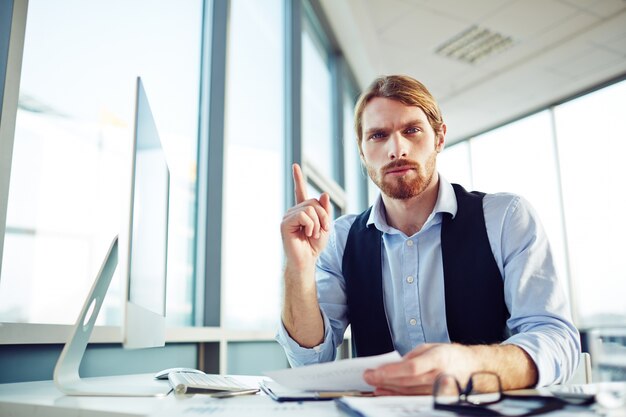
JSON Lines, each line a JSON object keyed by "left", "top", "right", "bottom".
{"left": 388, "top": 133, "right": 408, "bottom": 160}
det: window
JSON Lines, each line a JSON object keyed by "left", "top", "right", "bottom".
{"left": 301, "top": 4, "right": 336, "bottom": 183}
{"left": 554, "top": 79, "right": 626, "bottom": 326}
{"left": 222, "top": 0, "right": 284, "bottom": 331}
{"left": 343, "top": 85, "right": 368, "bottom": 214}
{"left": 0, "top": 0, "right": 202, "bottom": 326}
{"left": 438, "top": 141, "right": 472, "bottom": 189}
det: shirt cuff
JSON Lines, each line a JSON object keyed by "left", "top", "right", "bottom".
{"left": 275, "top": 311, "right": 337, "bottom": 367}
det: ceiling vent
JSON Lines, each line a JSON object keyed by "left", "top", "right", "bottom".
{"left": 435, "top": 25, "right": 514, "bottom": 64}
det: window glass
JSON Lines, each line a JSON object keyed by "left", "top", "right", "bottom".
{"left": 469, "top": 112, "right": 569, "bottom": 291}
{"left": 438, "top": 141, "right": 472, "bottom": 189}
{"left": 222, "top": 0, "right": 284, "bottom": 331}
{"left": 0, "top": 0, "right": 202, "bottom": 326}
{"left": 367, "top": 177, "right": 380, "bottom": 206}
{"left": 554, "top": 80, "right": 626, "bottom": 326}
{"left": 301, "top": 12, "right": 334, "bottom": 181}
{"left": 343, "top": 89, "right": 366, "bottom": 214}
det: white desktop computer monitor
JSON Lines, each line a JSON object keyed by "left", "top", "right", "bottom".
{"left": 122, "top": 76, "right": 169, "bottom": 349}
{"left": 53, "top": 77, "right": 171, "bottom": 396}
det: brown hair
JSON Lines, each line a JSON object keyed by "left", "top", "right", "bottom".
{"left": 354, "top": 75, "right": 444, "bottom": 151}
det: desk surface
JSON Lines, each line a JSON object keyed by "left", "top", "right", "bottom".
{"left": 0, "top": 374, "right": 342, "bottom": 417}
{"left": 2, "top": 375, "right": 625, "bottom": 417}
{"left": 0, "top": 374, "right": 175, "bottom": 417}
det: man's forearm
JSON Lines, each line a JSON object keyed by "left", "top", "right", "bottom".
{"left": 281, "top": 264, "right": 325, "bottom": 348}
{"left": 470, "top": 344, "right": 538, "bottom": 390}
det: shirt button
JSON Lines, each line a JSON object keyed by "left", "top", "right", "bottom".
{"left": 409, "top": 319, "right": 417, "bottom": 326}
{"left": 406, "top": 276, "right": 414, "bottom": 283}
{"left": 406, "top": 240, "right": 414, "bottom": 247}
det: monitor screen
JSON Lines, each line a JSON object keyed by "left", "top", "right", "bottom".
{"left": 123, "top": 77, "right": 169, "bottom": 349}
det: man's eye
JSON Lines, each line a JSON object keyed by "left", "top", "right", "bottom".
{"left": 369, "top": 132, "right": 386, "bottom": 140}
{"left": 405, "top": 127, "right": 420, "bottom": 134}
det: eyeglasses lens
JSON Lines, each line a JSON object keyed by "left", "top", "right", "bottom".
{"left": 466, "top": 372, "right": 501, "bottom": 405}
{"left": 434, "top": 374, "right": 461, "bottom": 404}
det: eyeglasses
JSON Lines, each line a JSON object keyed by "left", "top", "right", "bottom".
{"left": 433, "top": 372, "right": 581, "bottom": 416}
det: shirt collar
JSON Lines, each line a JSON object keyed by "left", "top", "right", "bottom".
{"left": 366, "top": 174, "right": 458, "bottom": 233}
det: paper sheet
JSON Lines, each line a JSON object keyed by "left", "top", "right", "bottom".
{"left": 149, "top": 394, "right": 343, "bottom": 417}
{"left": 337, "top": 396, "right": 435, "bottom": 417}
{"left": 337, "top": 396, "right": 605, "bottom": 417}
{"left": 264, "top": 351, "right": 402, "bottom": 391}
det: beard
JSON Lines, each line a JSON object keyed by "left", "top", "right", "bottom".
{"left": 366, "top": 152, "right": 437, "bottom": 200}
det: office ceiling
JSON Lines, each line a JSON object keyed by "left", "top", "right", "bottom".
{"left": 318, "top": 0, "right": 626, "bottom": 145}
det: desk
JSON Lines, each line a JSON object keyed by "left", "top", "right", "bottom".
{"left": 0, "top": 374, "right": 174, "bottom": 417}
{"left": 0, "top": 374, "right": 342, "bottom": 417}
{"left": 1, "top": 375, "right": 624, "bottom": 417}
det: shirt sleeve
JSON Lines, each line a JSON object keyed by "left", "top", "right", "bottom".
{"left": 275, "top": 215, "right": 354, "bottom": 367}
{"left": 488, "top": 194, "right": 581, "bottom": 386}
{"left": 275, "top": 309, "right": 338, "bottom": 367}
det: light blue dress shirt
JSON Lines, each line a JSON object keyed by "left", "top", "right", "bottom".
{"left": 277, "top": 175, "right": 580, "bottom": 387}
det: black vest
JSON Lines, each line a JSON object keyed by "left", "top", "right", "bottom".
{"left": 342, "top": 184, "right": 510, "bottom": 357}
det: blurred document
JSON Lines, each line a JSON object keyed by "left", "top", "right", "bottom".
{"left": 265, "top": 351, "right": 401, "bottom": 391}
{"left": 149, "top": 395, "right": 342, "bottom": 417}
{"left": 337, "top": 396, "right": 433, "bottom": 417}
{"left": 337, "top": 396, "right": 602, "bottom": 417}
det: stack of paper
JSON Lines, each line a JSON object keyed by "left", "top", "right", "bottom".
{"left": 265, "top": 351, "right": 402, "bottom": 392}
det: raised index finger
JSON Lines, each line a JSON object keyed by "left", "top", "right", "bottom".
{"left": 292, "top": 163, "right": 308, "bottom": 204}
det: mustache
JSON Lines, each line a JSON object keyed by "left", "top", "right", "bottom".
{"left": 382, "top": 159, "right": 420, "bottom": 173}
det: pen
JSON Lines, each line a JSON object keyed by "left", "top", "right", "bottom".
{"left": 210, "top": 388, "right": 260, "bottom": 399}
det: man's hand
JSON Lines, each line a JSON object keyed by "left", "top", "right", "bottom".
{"left": 363, "top": 343, "right": 538, "bottom": 395}
{"left": 363, "top": 344, "right": 480, "bottom": 395}
{"left": 281, "top": 163, "right": 332, "bottom": 270}
{"left": 280, "top": 163, "right": 332, "bottom": 348}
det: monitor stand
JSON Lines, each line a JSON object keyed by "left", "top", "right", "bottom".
{"left": 53, "top": 235, "right": 171, "bottom": 396}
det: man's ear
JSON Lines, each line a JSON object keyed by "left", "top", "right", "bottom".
{"left": 435, "top": 124, "right": 447, "bottom": 153}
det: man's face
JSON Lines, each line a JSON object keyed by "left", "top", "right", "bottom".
{"left": 360, "top": 97, "right": 445, "bottom": 200}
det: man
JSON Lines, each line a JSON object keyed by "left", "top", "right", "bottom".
{"left": 278, "top": 75, "right": 580, "bottom": 395}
